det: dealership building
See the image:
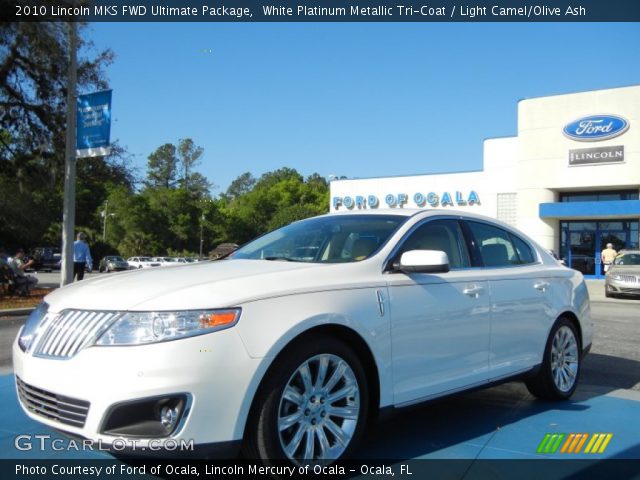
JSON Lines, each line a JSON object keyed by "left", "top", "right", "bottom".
{"left": 330, "top": 85, "right": 640, "bottom": 278}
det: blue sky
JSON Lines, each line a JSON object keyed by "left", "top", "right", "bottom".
{"left": 87, "top": 22, "right": 640, "bottom": 194}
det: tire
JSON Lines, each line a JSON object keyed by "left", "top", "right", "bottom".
{"left": 244, "top": 335, "right": 369, "bottom": 465}
{"left": 526, "top": 317, "right": 581, "bottom": 401}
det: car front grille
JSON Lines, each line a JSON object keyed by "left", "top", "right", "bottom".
{"left": 617, "top": 274, "right": 638, "bottom": 283}
{"left": 16, "top": 377, "right": 90, "bottom": 428}
{"left": 33, "top": 310, "right": 120, "bottom": 359}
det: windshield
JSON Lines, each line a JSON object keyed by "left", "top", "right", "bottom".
{"left": 231, "top": 214, "right": 407, "bottom": 263}
{"left": 614, "top": 253, "right": 640, "bottom": 266}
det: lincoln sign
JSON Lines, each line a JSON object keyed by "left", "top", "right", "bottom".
{"left": 569, "top": 145, "right": 624, "bottom": 166}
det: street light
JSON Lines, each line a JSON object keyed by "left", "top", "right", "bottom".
{"left": 199, "top": 213, "right": 205, "bottom": 259}
{"left": 102, "top": 200, "right": 116, "bottom": 241}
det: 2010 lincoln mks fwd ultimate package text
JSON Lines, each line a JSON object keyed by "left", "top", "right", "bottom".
{"left": 14, "top": 210, "right": 592, "bottom": 465}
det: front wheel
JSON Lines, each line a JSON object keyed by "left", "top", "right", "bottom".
{"left": 244, "top": 336, "right": 369, "bottom": 465}
{"left": 526, "top": 317, "right": 581, "bottom": 400}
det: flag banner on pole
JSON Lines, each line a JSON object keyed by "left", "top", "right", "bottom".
{"left": 76, "top": 90, "right": 112, "bottom": 158}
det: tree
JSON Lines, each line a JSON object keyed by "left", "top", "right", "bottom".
{"left": 146, "top": 143, "right": 178, "bottom": 189}
{"left": 223, "top": 172, "right": 256, "bottom": 201}
{"left": 177, "top": 138, "right": 204, "bottom": 191}
{"left": 0, "top": 22, "right": 116, "bottom": 249}
{"left": 221, "top": 168, "right": 329, "bottom": 244}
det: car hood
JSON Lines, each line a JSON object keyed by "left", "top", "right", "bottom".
{"left": 44, "top": 259, "right": 381, "bottom": 312}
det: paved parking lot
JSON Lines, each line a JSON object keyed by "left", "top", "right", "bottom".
{"left": 1, "top": 291, "right": 638, "bottom": 464}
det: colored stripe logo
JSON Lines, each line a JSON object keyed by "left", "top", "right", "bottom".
{"left": 537, "top": 433, "right": 613, "bottom": 454}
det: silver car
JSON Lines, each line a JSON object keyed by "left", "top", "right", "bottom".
{"left": 605, "top": 250, "right": 640, "bottom": 298}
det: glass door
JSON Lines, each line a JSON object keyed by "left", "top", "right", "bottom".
{"left": 561, "top": 222, "right": 596, "bottom": 276}
{"left": 597, "top": 230, "right": 627, "bottom": 276}
{"left": 561, "top": 220, "right": 639, "bottom": 278}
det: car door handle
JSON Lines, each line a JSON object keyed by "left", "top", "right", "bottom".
{"left": 534, "top": 281, "right": 550, "bottom": 292}
{"left": 463, "top": 285, "right": 485, "bottom": 297}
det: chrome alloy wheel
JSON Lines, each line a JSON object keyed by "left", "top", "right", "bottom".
{"left": 550, "top": 325, "right": 579, "bottom": 392}
{"left": 277, "top": 353, "right": 360, "bottom": 464}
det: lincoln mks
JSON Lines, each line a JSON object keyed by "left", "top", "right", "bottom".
{"left": 14, "top": 210, "right": 592, "bottom": 464}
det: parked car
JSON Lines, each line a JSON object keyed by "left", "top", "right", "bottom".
{"left": 13, "top": 210, "right": 592, "bottom": 465}
{"left": 28, "top": 247, "right": 61, "bottom": 272}
{"left": 98, "top": 256, "right": 129, "bottom": 273}
{"left": 126, "top": 256, "right": 161, "bottom": 269}
{"left": 151, "top": 256, "right": 179, "bottom": 266}
{"left": 604, "top": 250, "right": 640, "bottom": 298}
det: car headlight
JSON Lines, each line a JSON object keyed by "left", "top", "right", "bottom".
{"left": 95, "top": 308, "right": 241, "bottom": 346}
{"left": 18, "top": 302, "right": 49, "bottom": 352}
{"left": 609, "top": 274, "right": 621, "bottom": 281}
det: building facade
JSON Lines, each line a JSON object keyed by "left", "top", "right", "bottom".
{"left": 330, "top": 85, "right": 640, "bottom": 278}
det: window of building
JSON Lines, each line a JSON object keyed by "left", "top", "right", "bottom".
{"left": 497, "top": 193, "right": 518, "bottom": 227}
{"left": 559, "top": 190, "right": 639, "bottom": 202}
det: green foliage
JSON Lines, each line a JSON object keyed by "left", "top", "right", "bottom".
{"left": 0, "top": 23, "right": 130, "bottom": 250}
{"left": 146, "top": 143, "right": 178, "bottom": 189}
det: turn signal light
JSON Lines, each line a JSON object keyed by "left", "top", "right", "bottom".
{"left": 199, "top": 310, "right": 240, "bottom": 328}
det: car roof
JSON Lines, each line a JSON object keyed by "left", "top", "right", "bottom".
{"left": 324, "top": 208, "right": 517, "bottom": 226}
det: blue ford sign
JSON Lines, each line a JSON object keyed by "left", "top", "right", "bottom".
{"left": 563, "top": 114, "right": 629, "bottom": 142}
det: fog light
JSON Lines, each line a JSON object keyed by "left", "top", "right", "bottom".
{"left": 101, "top": 394, "right": 189, "bottom": 437}
{"left": 160, "top": 405, "right": 179, "bottom": 430}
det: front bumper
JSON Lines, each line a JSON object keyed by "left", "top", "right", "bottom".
{"left": 13, "top": 328, "right": 263, "bottom": 454}
{"left": 605, "top": 277, "right": 640, "bottom": 297}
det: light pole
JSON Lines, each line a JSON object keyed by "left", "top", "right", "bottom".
{"left": 61, "top": 20, "right": 78, "bottom": 286}
{"left": 102, "top": 200, "right": 115, "bottom": 241}
{"left": 199, "top": 213, "right": 205, "bottom": 259}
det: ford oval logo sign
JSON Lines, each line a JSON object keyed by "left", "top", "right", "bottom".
{"left": 563, "top": 115, "right": 629, "bottom": 142}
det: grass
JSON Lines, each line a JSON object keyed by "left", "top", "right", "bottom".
{"left": 0, "top": 288, "right": 53, "bottom": 310}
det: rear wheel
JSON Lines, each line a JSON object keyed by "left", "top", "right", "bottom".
{"left": 244, "top": 336, "right": 369, "bottom": 465}
{"left": 526, "top": 317, "right": 581, "bottom": 400}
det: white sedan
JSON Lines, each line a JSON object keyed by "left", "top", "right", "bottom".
{"left": 126, "top": 256, "right": 161, "bottom": 269}
{"left": 151, "top": 256, "right": 180, "bottom": 267}
{"left": 14, "top": 210, "right": 592, "bottom": 464}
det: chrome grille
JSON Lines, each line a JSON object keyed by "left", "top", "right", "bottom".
{"left": 33, "top": 310, "right": 120, "bottom": 359}
{"left": 16, "top": 376, "right": 90, "bottom": 428}
{"left": 617, "top": 275, "right": 638, "bottom": 283}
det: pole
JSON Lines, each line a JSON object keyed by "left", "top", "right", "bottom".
{"left": 61, "top": 20, "right": 77, "bottom": 286}
{"left": 199, "top": 214, "right": 204, "bottom": 259}
{"left": 102, "top": 200, "right": 108, "bottom": 241}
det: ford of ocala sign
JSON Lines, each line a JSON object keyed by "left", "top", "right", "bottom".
{"left": 563, "top": 115, "right": 629, "bottom": 142}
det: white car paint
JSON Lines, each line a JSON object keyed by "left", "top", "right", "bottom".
{"left": 126, "top": 256, "right": 161, "bottom": 269}
{"left": 13, "top": 209, "right": 592, "bottom": 461}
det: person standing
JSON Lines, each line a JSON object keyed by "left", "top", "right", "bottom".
{"left": 600, "top": 242, "right": 617, "bottom": 274}
{"left": 73, "top": 232, "right": 93, "bottom": 281}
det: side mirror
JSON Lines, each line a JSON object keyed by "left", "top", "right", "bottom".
{"left": 397, "top": 250, "right": 450, "bottom": 274}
